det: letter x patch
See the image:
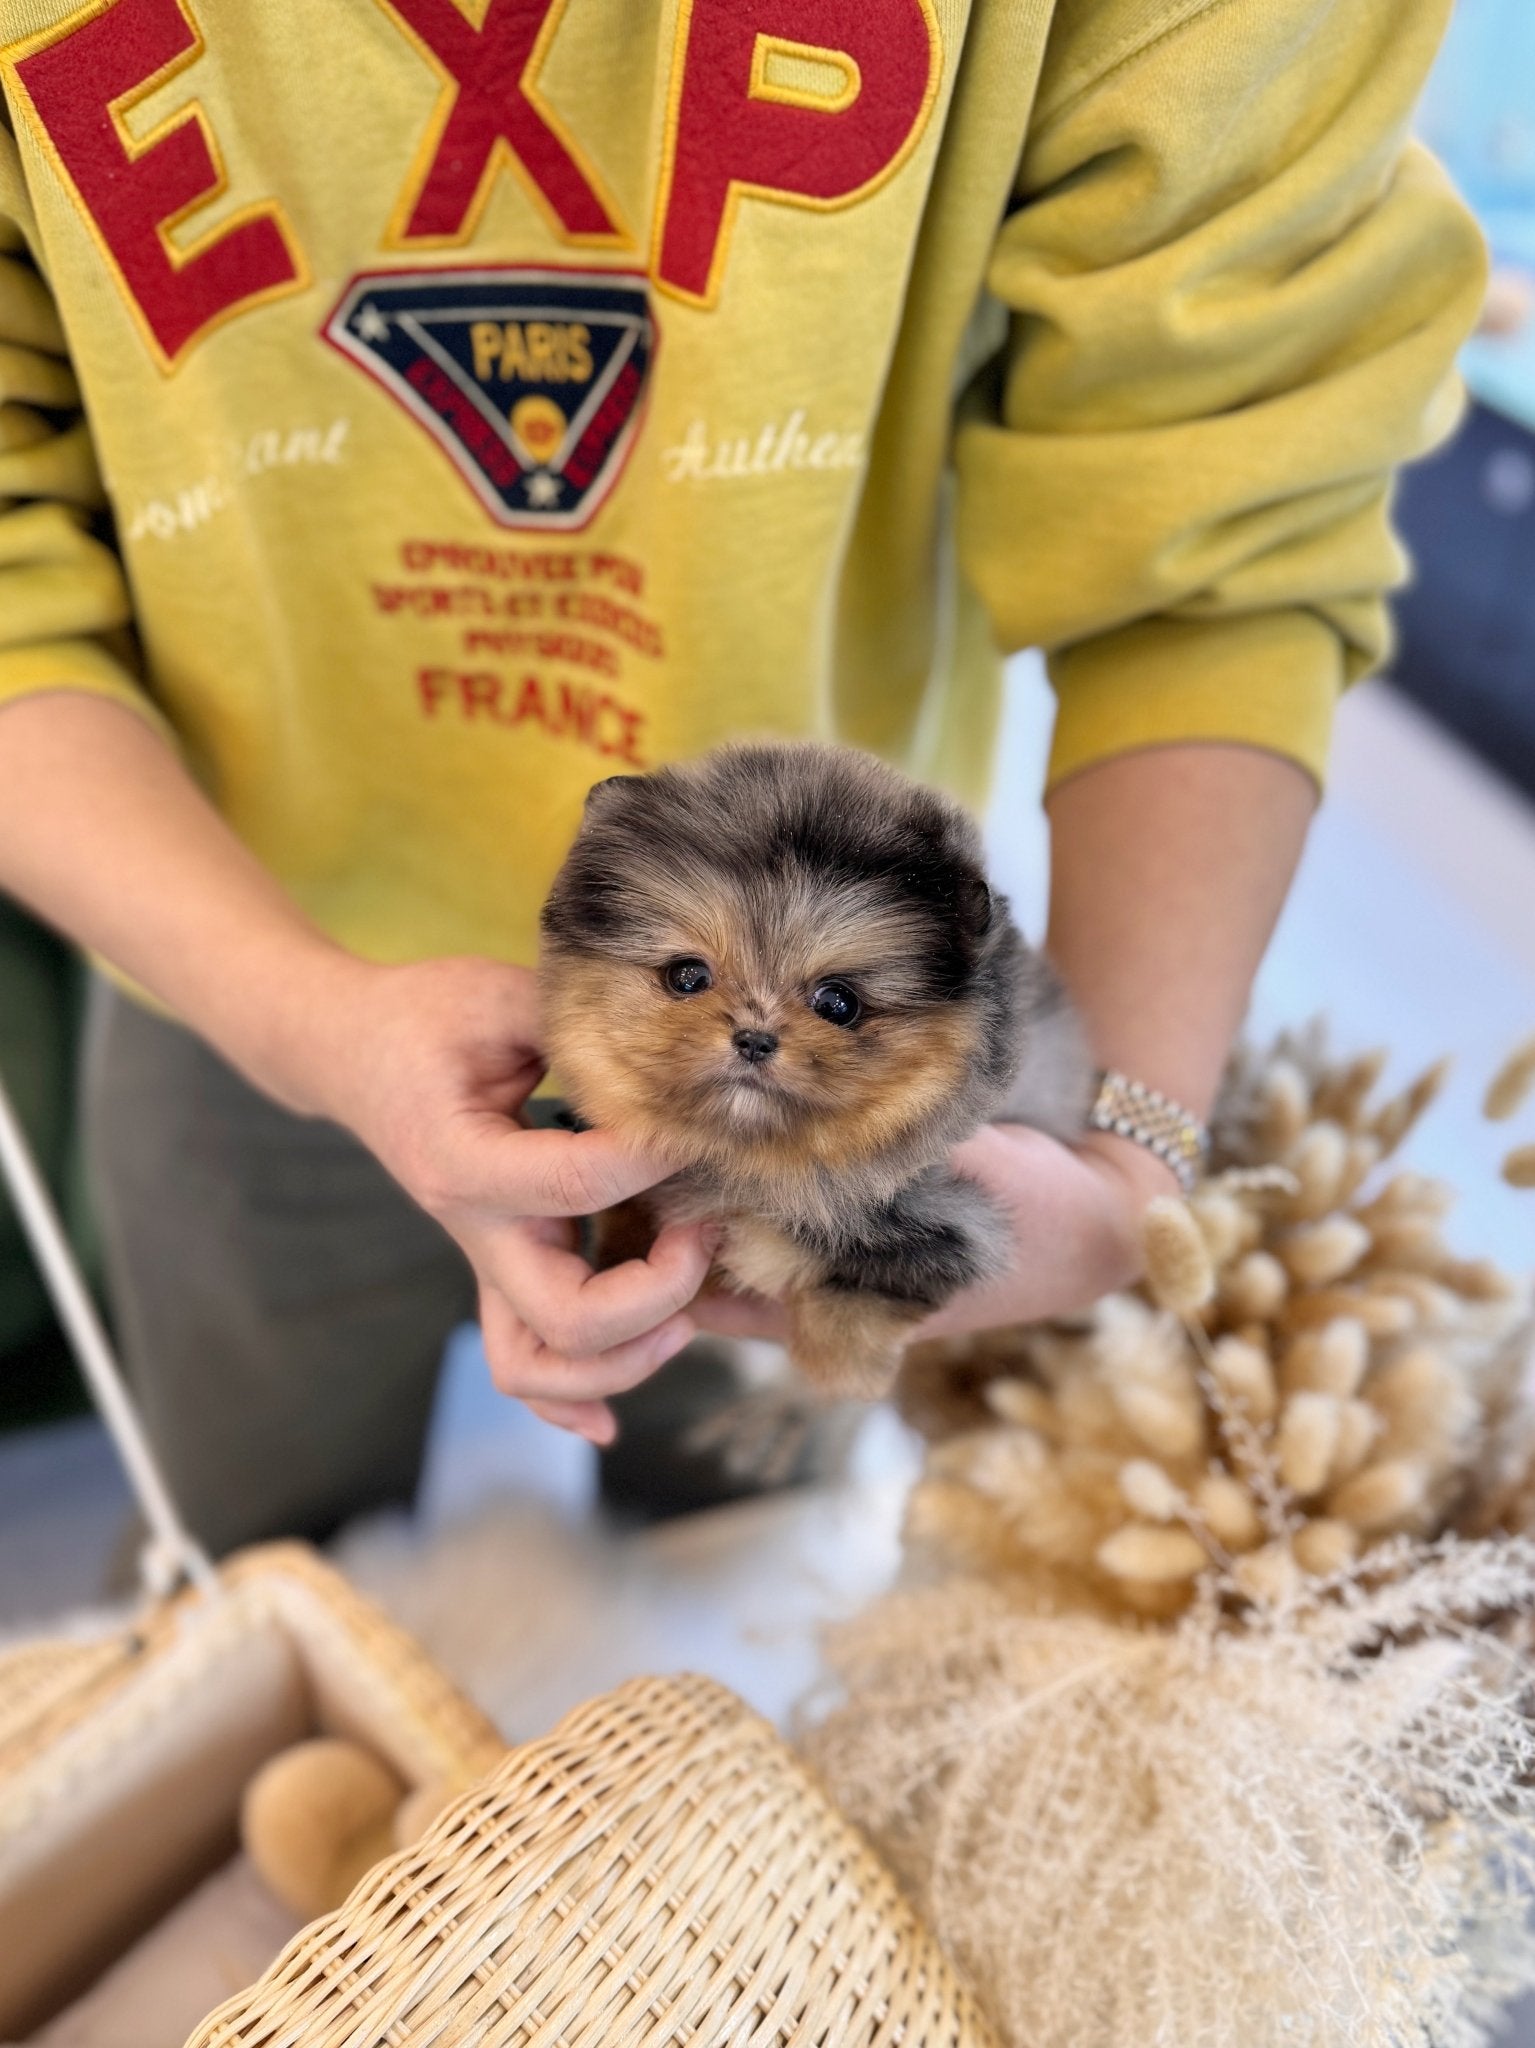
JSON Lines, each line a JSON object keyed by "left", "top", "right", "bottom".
{"left": 323, "top": 266, "right": 656, "bottom": 530}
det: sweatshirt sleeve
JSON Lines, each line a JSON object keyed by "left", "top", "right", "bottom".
{"left": 953, "top": 0, "right": 1487, "bottom": 792}
{"left": 0, "top": 121, "right": 166, "bottom": 733}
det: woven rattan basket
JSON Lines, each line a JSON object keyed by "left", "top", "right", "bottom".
{"left": 0, "top": 1542, "right": 505, "bottom": 2038}
{"left": 0, "top": 1069, "right": 997, "bottom": 2047}
{"left": 189, "top": 1669, "right": 999, "bottom": 2048}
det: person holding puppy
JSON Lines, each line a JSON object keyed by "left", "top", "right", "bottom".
{"left": 0, "top": 0, "right": 1485, "bottom": 1550}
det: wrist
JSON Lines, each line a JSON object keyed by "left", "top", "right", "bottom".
{"left": 198, "top": 928, "right": 380, "bottom": 1120}
{"left": 1074, "top": 1126, "right": 1183, "bottom": 1208}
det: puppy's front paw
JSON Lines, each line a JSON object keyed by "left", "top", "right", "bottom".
{"left": 788, "top": 1289, "right": 925, "bottom": 1402}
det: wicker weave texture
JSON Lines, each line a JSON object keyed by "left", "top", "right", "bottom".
{"left": 0, "top": 1638, "right": 124, "bottom": 1763}
{"left": 192, "top": 1671, "right": 1000, "bottom": 2048}
{"left": 0, "top": 1543, "right": 504, "bottom": 1797}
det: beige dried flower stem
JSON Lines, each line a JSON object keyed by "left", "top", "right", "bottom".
{"left": 1503, "top": 1144, "right": 1535, "bottom": 1190}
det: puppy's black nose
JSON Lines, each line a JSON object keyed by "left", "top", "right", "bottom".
{"left": 732, "top": 1029, "right": 778, "bottom": 1065}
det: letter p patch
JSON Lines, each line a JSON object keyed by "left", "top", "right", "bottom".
{"left": 655, "top": 0, "right": 939, "bottom": 306}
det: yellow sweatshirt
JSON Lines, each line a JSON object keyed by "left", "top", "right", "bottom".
{"left": 0, "top": 0, "right": 1484, "bottom": 972}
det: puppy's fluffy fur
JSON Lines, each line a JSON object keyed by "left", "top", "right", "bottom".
{"left": 540, "top": 742, "right": 1092, "bottom": 1397}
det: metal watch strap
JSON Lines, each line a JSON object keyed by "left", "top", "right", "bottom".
{"left": 1086, "top": 1069, "right": 1209, "bottom": 1194}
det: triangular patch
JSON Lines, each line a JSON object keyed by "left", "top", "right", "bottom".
{"left": 324, "top": 266, "right": 657, "bottom": 531}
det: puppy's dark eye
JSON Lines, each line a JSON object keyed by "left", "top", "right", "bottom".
{"left": 809, "top": 980, "right": 860, "bottom": 1028}
{"left": 663, "top": 957, "right": 713, "bottom": 997}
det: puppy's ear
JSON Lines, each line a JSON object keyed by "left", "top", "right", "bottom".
{"left": 954, "top": 869, "right": 993, "bottom": 938}
{"left": 584, "top": 775, "right": 640, "bottom": 811}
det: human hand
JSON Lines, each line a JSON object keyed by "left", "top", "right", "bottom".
{"left": 303, "top": 955, "right": 715, "bottom": 1443}
{"left": 690, "top": 1122, "right": 1172, "bottom": 1350}
{"left": 691, "top": 1122, "right": 1170, "bottom": 1343}
{"left": 914, "top": 1123, "right": 1171, "bottom": 1337}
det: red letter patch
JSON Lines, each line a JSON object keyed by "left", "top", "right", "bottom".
{"left": 2, "top": 0, "right": 305, "bottom": 369}
{"left": 377, "top": 0, "right": 626, "bottom": 248}
{"left": 654, "top": 0, "right": 940, "bottom": 306}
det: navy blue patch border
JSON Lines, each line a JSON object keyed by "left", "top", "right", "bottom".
{"left": 321, "top": 264, "right": 657, "bottom": 534}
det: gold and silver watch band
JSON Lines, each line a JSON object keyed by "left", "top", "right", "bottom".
{"left": 1086, "top": 1069, "right": 1209, "bottom": 1194}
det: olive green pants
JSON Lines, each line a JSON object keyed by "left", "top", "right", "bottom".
{"left": 81, "top": 984, "right": 476, "bottom": 1555}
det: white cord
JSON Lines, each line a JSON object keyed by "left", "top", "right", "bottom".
{"left": 0, "top": 1068, "right": 216, "bottom": 1597}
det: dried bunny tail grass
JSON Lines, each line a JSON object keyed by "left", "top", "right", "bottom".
{"left": 1221, "top": 1249, "right": 1289, "bottom": 1321}
{"left": 1193, "top": 1470, "right": 1264, "bottom": 1552}
{"left": 1331, "top": 1399, "right": 1383, "bottom": 1486}
{"left": 1255, "top": 1057, "right": 1310, "bottom": 1154}
{"left": 805, "top": 1550, "right": 1535, "bottom": 2048}
{"left": 1141, "top": 1198, "right": 1215, "bottom": 1315}
{"left": 884, "top": 1018, "right": 1535, "bottom": 1620}
{"left": 1209, "top": 1164, "right": 1300, "bottom": 1196}
{"left": 1503, "top": 1144, "right": 1535, "bottom": 1190}
{"left": 1337, "top": 1134, "right": 1383, "bottom": 1205}
{"left": 902, "top": 1476, "right": 1028, "bottom": 1581}
{"left": 1282, "top": 1318, "right": 1369, "bottom": 1399}
{"left": 1108, "top": 1364, "right": 1204, "bottom": 1464}
{"left": 1484, "top": 1033, "right": 1535, "bottom": 1122}
{"left": 1291, "top": 1516, "right": 1360, "bottom": 1576}
{"left": 1356, "top": 1171, "right": 1456, "bottom": 1227}
{"left": 1278, "top": 1215, "right": 1371, "bottom": 1287}
{"left": 1282, "top": 1121, "right": 1349, "bottom": 1220}
{"left": 1281, "top": 1286, "right": 1416, "bottom": 1338}
{"left": 983, "top": 1378, "right": 1059, "bottom": 1437}
{"left": 1206, "top": 1332, "right": 1277, "bottom": 1425}
{"left": 1096, "top": 1522, "right": 1208, "bottom": 1586}
{"left": 1197, "top": 1355, "right": 1289, "bottom": 1543}
{"left": 1327, "top": 1458, "right": 1430, "bottom": 1537}
{"left": 1118, "top": 1458, "right": 1183, "bottom": 1523}
{"left": 1363, "top": 1271, "right": 1463, "bottom": 1328}
{"left": 1372, "top": 1056, "right": 1452, "bottom": 1155}
{"left": 1436, "top": 1256, "right": 1521, "bottom": 1303}
{"left": 1364, "top": 1214, "right": 1449, "bottom": 1270}
{"left": 1275, "top": 1392, "right": 1342, "bottom": 1498}
{"left": 1187, "top": 1190, "right": 1246, "bottom": 1264}
{"left": 1312, "top": 1046, "right": 1389, "bottom": 1131}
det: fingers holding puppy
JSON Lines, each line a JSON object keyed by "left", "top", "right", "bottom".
{"left": 478, "top": 1293, "right": 696, "bottom": 1443}
{"left": 483, "top": 1218, "right": 715, "bottom": 1358}
{"left": 475, "top": 1225, "right": 708, "bottom": 1441}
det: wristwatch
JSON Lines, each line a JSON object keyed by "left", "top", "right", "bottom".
{"left": 1086, "top": 1070, "right": 1209, "bottom": 1194}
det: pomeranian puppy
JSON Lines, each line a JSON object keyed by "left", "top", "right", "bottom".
{"left": 539, "top": 742, "right": 1093, "bottom": 1398}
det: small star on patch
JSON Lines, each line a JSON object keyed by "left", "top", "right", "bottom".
{"left": 525, "top": 471, "right": 562, "bottom": 507}
{"left": 353, "top": 302, "right": 389, "bottom": 343}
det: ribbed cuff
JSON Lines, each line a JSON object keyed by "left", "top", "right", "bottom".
{"left": 0, "top": 639, "right": 173, "bottom": 746}
{"left": 1046, "top": 611, "right": 1345, "bottom": 794}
